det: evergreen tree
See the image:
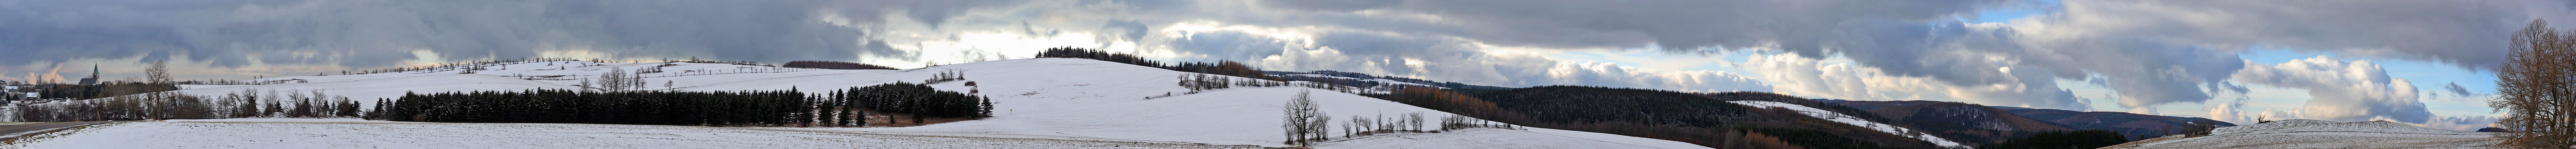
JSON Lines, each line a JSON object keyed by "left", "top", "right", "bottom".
{"left": 979, "top": 97, "right": 995, "bottom": 117}
{"left": 369, "top": 98, "right": 390, "bottom": 119}
{"left": 335, "top": 98, "right": 360, "bottom": 117}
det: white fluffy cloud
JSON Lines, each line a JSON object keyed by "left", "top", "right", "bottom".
{"left": 1232, "top": 30, "right": 1772, "bottom": 92}
{"left": 2206, "top": 99, "right": 2252, "bottom": 123}
{"left": 2229, "top": 56, "right": 2434, "bottom": 123}
{"left": 1742, "top": 53, "right": 2089, "bottom": 111}
{"left": 2404, "top": 115, "right": 2499, "bottom": 131}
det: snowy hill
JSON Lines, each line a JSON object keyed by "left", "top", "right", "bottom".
{"left": 43, "top": 58, "right": 1710, "bottom": 148}
{"left": 1808, "top": 99, "right": 2079, "bottom": 146}
{"left": 1730, "top": 100, "right": 1970, "bottom": 149}
{"left": 2102, "top": 119, "right": 2504, "bottom": 149}
{"left": 169, "top": 74, "right": 584, "bottom": 100}
{"left": 10, "top": 118, "right": 1259, "bottom": 149}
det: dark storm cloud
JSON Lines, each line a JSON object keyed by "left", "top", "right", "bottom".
{"left": 0, "top": 0, "right": 971, "bottom": 68}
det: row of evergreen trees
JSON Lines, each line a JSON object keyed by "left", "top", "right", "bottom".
{"left": 1034, "top": 46, "right": 1165, "bottom": 68}
{"left": 832, "top": 81, "right": 992, "bottom": 124}
{"left": 378, "top": 89, "right": 810, "bottom": 126}
{"left": 376, "top": 82, "right": 991, "bottom": 127}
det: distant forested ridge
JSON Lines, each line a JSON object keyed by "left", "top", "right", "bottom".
{"left": 1376, "top": 86, "right": 1945, "bottom": 149}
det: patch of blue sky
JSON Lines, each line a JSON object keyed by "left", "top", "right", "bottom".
{"left": 1959, "top": 0, "right": 2058, "bottom": 23}
{"left": 2059, "top": 48, "right": 2496, "bottom": 120}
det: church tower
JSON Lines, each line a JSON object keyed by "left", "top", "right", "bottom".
{"left": 77, "top": 64, "right": 99, "bottom": 85}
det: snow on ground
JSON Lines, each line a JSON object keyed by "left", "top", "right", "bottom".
{"left": 2104, "top": 119, "right": 2505, "bottom": 149}
{"left": 1728, "top": 100, "right": 1969, "bottom": 149}
{"left": 1521, "top": 128, "right": 1713, "bottom": 148}
{"left": 240, "top": 60, "right": 865, "bottom": 92}
{"left": 176, "top": 85, "right": 245, "bottom": 90}
{"left": 1310, "top": 128, "right": 1696, "bottom": 149}
{"left": 31, "top": 58, "right": 1707, "bottom": 148}
{"left": 7, "top": 118, "right": 1256, "bottom": 149}
{"left": 167, "top": 74, "right": 584, "bottom": 105}
{"left": 788, "top": 87, "right": 1708, "bottom": 149}
{"left": 710, "top": 58, "right": 1700, "bottom": 148}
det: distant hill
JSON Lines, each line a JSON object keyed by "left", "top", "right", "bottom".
{"left": 1399, "top": 86, "right": 1961, "bottom": 149}
{"left": 1806, "top": 99, "right": 2076, "bottom": 147}
{"left": 1813, "top": 99, "right": 2234, "bottom": 141}
{"left": 2103, "top": 119, "right": 2499, "bottom": 149}
{"left": 79, "top": 58, "right": 1708, "bottom": 149}
{"left": 1996, "top": 107, "right": 2234, "bottom": 140}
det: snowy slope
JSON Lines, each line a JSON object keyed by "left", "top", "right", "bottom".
{"left": 740, "top": 58, "right": 1706, "bottom": 148}
{"left": 243, "top": 60, "right": 861, "bottom": 91}
{"left": 1729, "top": 100, "right": 1969, "bottom": 149}
{"left": 1312, "top": 128, "right": 1699, "bottom": 149}
{"left": 8, "top": 118, "right": 1256, "bottom": 149}
{"left": 39, "top": 58, "right": 1707, "bottom": 148}
{"left": 2104, "top": 119, "right": 2505, "bottom": 149}
{"left": 171, "top": 74, "right": 584, "bottom": 102}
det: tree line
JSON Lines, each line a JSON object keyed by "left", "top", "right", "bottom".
{"left": 1035, "top": 46, "right": 1166, "bottom": 68}
{"left": 13, "top": 88, "right": 363, "bottom": 122}
{"left": 10, "top": 61, "right": 361, "bottom": 122}
{"left": 1280, "top": 89, "right": 1517, "bottom": 147}
{"left": 378, "top": 82, "right": 991, "bottom": 127}
{"left": 1374, "top": 86, "right": 1963, "bottom": 148}
{"left": 24, "top": 61, "right": 182, "bottom": 100}
{"left": 832, "top": 81, "right": 992, "bottom": 124}
{"left": 1273, "top": 70, "right": 1513, "bottom": 90}
{"left": 1035, "top": 46, "right": 1283, "bottom": 81}
{"left": 783, "top": 61, "right": 900, "bottom": 70}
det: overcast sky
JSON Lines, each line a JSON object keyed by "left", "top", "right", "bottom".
{"left": 0, "top": 0, "right": 2565, "bottom": 130}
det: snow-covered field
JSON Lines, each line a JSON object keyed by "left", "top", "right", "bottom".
{"left": 2103, "top": 119, "right": 2505, "bottom": 149}
{"left": 14, "top": 58, "right": 1711, "bottom": 148}
{"left": 167, "top": 74, "right": 585, "bottom": 102}
{"left": 1728, "top": 100, "right": 1968, "bottom": 149}
{"left": 1308, "top": 128, "right": 1676, "bottom": 148}
{"left": 7, "top": 118, "right": 1256, "bottom": 149}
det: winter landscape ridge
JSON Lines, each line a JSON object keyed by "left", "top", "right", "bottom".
{"left": 0, "top": 58, "right": 1710, "bottom": 148}
{"left": 4, "top": 0, "right": 2567, "bottom": 148}
{"left": 0, "top": 58, "right": 2522, "bottom": 148}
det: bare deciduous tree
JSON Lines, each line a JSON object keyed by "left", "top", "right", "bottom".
{"left": 2492, "top": 18, "right": 2576, "bottom": 148}
{"left": 146, "top": 60, "right": 170, "bottom": 84}
{"left": 1281, "top": 89, "right": 1327, "bottom": 146}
